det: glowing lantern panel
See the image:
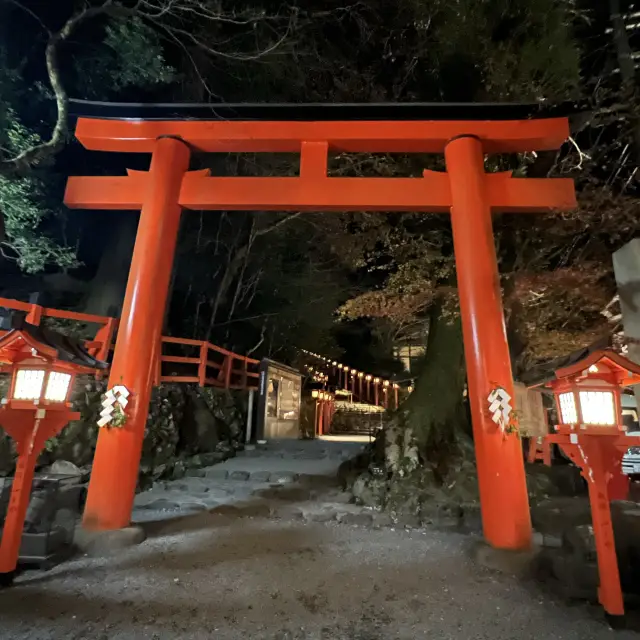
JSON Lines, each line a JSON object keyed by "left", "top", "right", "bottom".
{"left": 558, "top": 392, "right": 578, "bottom": 424}
{"left": 579, "top": 390, "right": 616, "bottom": 426}
{"left": 13, "top": 369, "right": 45, "bottom": 401}
{"left": 45, "top": 372, "right": 72, "bottom": 403}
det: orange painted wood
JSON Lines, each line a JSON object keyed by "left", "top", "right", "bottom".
{"left": 0, "top": 408, "right": 78, "bottom": 574}
{"left": 0, "top": 298, "right": 32, "bottom": 313}
{"left": 198, "top": 343, "right": 208, "bottom": 387}
{"left": 73, "top": 117, "right": 570, "bottom": 154}
{"left": 83, "top": 137, "right": 191, "bottom": 531}
{"left": 161, "top": 356, "right": 201, "bottom": 364}
{"left": 161, "top": 376, "right": 200, "bottom": 383}
{"left": 161, "top": 336, "right": 204, "bottom": 346}
{"left": 66, "top": 173, "right": 576, "bottom": 213}
{"left": 546, "top": 432, "right": 638, "bottom": 616}
{"left": 446, "top": 136, "right": 532, "bottom": 550}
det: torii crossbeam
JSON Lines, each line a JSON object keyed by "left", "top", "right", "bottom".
{"left": 65, "top": 114, "right": 576, "bottom": 550}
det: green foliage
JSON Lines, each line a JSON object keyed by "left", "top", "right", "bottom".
{"left": 0, "top": 10, "right": 176, "bottom": 274}
{"left": 0, "top": 107, "right": 77, "bottom": 271}
{"left": 73, "top": 17, "right": 176, "bottom": 97}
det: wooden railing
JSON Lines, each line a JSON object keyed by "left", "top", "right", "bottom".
{"left": 157, "top": 337, "right": 259, "bottom": 389}
{"left": 0, "top": 297, "right": 259, "bottom": 391}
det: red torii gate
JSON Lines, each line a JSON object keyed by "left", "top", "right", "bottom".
{"left": 65, "top": 114, "right": 576, "bottom": 550}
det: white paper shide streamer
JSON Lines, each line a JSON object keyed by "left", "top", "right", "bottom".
{"left": 98, "top": 385, "right": 130, "bottom": 428}
{"left": 488, "top": 387, "right": 512, "bottom": 432}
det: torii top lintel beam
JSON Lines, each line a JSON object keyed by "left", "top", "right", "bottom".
{"left": 74, "top": 117, "right": 569, "bottom": 154}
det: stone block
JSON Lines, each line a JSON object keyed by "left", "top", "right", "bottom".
{"left": 250, "top": 471, "right": 272, "bottom": 482}
{"left": 204, "top": 468, "right": 228, "bottom": 480}
{"left": 269, "top": 472, "right": 298, "bottom": 484}
{"left": 185, "top": 468, "right": 206, "bottom": 478}
{"left": 229, "top": 470, "right": 250, "bottom": 481}
{"left": 74, "top": 526, "right": 146, "bottom": 557}
{"left": 471, "top": 540, "right": 538, "bottom": 578}
{"left": 339, "top": 511, "right": 373, "bottom": 526}
{"left": 371, "top": 512, "right": 393, "bottom": 528}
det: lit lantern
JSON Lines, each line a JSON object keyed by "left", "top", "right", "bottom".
{"left": 0, "top": 317, "right": 107, "bottom": 585}
{"left": 548, "top": 353, "right": 637, "bottom": 435}
{"left": 542, "top": 349, "right": 640, "bottom": 618}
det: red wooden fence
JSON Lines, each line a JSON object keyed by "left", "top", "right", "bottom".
{"left": 0, "top": 297, "right": 259, "bottom": 390}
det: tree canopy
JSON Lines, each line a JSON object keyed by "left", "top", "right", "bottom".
{"left": 0, "top": 0, "right": 638, "bottom": 383}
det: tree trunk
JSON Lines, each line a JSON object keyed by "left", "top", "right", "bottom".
{"left": 610, "top": 0, "right": 640, "bottom": 170}
{"left": 403, "top": 301, "right": 470, "bottom": 481}
{"left": 82, "top": 214, "right": 137, "bottom": 317}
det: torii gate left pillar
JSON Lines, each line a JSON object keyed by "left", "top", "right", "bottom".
{"left": 65, "top": 116, "right": 576, "bottom": 548}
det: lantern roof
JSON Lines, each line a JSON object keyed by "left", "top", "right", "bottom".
{"left": 520, "top": 337, "right": 612, "bottom": 388}
{"left": 551, "top": 349, "right": 640, "bottom": 386}
{"left": 0, "top": 316, "right": 108, "bottom": 371}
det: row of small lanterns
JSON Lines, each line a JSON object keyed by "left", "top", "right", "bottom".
{"left": 300, "top": 349, "right": 401, "bottom": 391}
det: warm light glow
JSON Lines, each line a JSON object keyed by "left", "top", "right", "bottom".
{"left": 13, "top": 369, "right": 45, "bottom": 401}
{"left": 351, "top": 369, "right": 357, "bottom": 374}
{"left": 588, "top": 364, "right": 599, "bottom": 373}
{"left": 338, "top": 364, "right": 343, "bottom": 369}
{"left": 408, "top": 386, "right": 414, "bottom": 393}
{"left": 383, "top": 380, "right": 390, "bottom": 387}
{"left": 366, "top": 375, "right": 372, "bottom": 381}
{"left": 579, "top": 391, "right": 616, "bottom": 426}
{"left": 558, "top": 392, "right": 578, "bottom": 424}
{"left": 312, "top": 390, "right": 319, "bottom": 398}
{"left": 374, "top": 378, "right": 380, "bottom": 383}
{"left": 358, "top": 372, "right": 364, "bottom": 378}
{"left": 44, "top": 372, "right": 72, "bottom": 402}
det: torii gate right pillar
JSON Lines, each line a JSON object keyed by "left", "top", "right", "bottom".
{"left": 446, "top": 136, "right": 531, "bottom": 548}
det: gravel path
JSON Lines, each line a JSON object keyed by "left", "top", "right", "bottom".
{"left": 1, "top": 440, "right": 635, "bottom": 639}
{"left": 0, "top": 513, "right": 634, "bottom": 639}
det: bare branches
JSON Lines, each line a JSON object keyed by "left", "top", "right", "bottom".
{"left": 0, "top": 0, "right": 297, "bottom": 176}
{"left": 1, "top": 0, "right": 118, "bottom": 175}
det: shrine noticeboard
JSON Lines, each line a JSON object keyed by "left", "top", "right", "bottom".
{"left": 514, "top": 382, "right": 548, "bottom": 438}
{"left": 256, "top": 359, "right": 302, "bottom": 440}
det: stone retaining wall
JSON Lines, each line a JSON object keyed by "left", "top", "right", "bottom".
{"left": 0, "top": 375, "right": 249, "bottom": 486}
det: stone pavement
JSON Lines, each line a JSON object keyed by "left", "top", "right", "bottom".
{"left": 131, "top": 437, "right": 372, "bottom": 526}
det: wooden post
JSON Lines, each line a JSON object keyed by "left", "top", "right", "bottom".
{"left": 83, "top": 137, "right": 191, "bottom": 531}
{"left": 198, "top": 342, "right": 208, "bottom": 387}
{"left": 445, "top": 136, "right": 531, "bottom": 550}
{"left": 0, "top": 409, "right": 77, "bottom": 579}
